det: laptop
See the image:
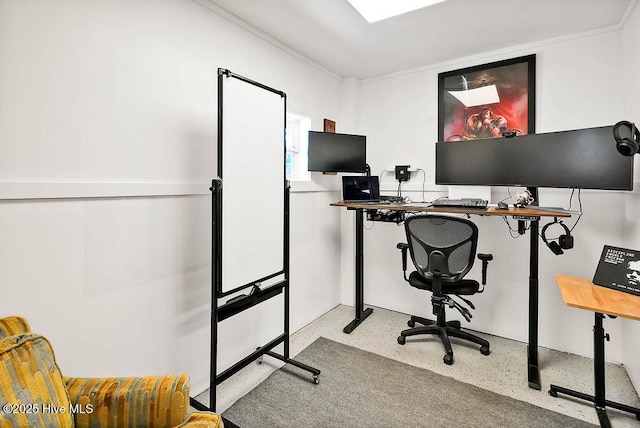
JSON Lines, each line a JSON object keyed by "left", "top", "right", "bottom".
{"left": 342, "top": 175, "right": 381, "bottom": 203}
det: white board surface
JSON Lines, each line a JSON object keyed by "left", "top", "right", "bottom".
{"left": 221, "top": 75, "right": 285, "bottom": 292}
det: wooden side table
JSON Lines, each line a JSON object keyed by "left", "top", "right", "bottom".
{"left": 549, "top": 274, "right": 640, "bottom": 427}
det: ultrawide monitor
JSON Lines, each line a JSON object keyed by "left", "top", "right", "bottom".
{"left": 435, "top": 125, "right": 633, "bottom": 190}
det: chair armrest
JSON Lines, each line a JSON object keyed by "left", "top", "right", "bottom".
{"left": 397, "top": 243, "right": 409, "bottom": 281}
{"left": 176, "top": 412, "right": 224, "bottom": 427}
{"left": 65, "top": 373, "right": 192, "bottom": 428}
{"left": 477, "top": 253, "right": 494, "bottom": 286}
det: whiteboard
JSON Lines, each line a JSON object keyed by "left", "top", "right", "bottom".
{"left": 220, "top": 73, "right": 285, "bottom": 292}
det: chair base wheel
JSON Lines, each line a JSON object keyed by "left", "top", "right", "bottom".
{"left": 397, "top": 336, "right": 406, "bottom": 345}
{"left": 443, "top": 354, "right": 454, "bottom": 365}
{"left": 407, "top": 320, "right": 415, "bottom": 328}
{"left": 480, "top": 345, "right": 490, "bottom": 356}
{"left": 548, "top": 389, "right": 558, "bottom": 398}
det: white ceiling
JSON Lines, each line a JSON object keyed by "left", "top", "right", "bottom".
{"left": 204, "top": 0, "right": 636, "bottom": 79}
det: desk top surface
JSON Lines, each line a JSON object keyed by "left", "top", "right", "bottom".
{"left": 555, "top": 274, "right": 640, "bottom": 320}
{"left": 330, "top": 201, "right": 572, "bottom": 218}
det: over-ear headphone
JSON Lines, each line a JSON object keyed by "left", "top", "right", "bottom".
{"left": 541, "top": 219, "right": 574, "bottom": 255}
{"left": 613, "top": 121, "right": 640, "bottom": 156}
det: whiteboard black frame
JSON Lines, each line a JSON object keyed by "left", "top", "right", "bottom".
{"left": 216, "top": 70, "right": 287, "bottom": 296}
{"left": 190, "top": 69, "right": 320, "bottom": 414}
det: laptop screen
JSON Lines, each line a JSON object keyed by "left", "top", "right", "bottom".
{"left": 342, "top": 176, "right": 380, "bottom": 202}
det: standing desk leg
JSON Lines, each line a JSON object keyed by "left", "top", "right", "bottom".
{"left": 528, "top": 218, "right": 541, "bottom": 390}
{"left": 593, "top": 312, "right": 611, "bottom": 427}
{"left": 549, "top": 313, "right": 640, "bottom": 426}
{"left": 343, "top": 208, "right": 373, "bottom": 334}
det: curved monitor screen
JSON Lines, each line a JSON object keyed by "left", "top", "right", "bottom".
{"left": 308, "top": 131, "right": 366, "bottom": 173}
{"left": 435, "top": 125, "right": 633, "bottom": 190}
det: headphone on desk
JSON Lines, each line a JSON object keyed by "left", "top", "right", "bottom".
{"left": 541, "top": 219, "right": 574, "bottom": 255}
{"left": 613, "top": 120, "right": 640, "bottom": 156}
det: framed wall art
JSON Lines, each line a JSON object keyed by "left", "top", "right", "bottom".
{"left": 323, "top": 118, "right": 336, "bottom": 133}
{"left": 438, "top": 54, "right": 536, "bottom": 142}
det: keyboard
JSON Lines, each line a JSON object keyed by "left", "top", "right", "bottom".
{"left": 432, "top": 198, "right": 489, "bottom": 209}
{"left": 343, "top": 200, "right": 390, "bottom": 204}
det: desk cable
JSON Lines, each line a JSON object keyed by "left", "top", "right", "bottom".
{"left": 400, "top": 169, "right": 426, "bottom": 203}
{"left": 536, "top": 189, "right": 583, "bottom": 241}
{"left": 499, "top": 188, "right": 583, "bottom": 239}
{"left": 415, "top": 168, "right": 427, "bottom": 202}
{"left": 498, "top": 186, "right": 515, "bottom": 206}
{"left": 565, "top": 188, "right": 583, "bottom": 233}
{"left": 500, "top": 186, "right": 530, "bottom": 238}
{"left": 377, "top": 168, "right": 427, "bottom": 203}
{"left": 502, "top": 215, "right": 531, "bottom": 238}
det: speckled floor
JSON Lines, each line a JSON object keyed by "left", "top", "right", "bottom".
{"left": 198, "top": 304, "right": 640, "bottom": 427}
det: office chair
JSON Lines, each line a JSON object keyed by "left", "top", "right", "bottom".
{"left": 396, "top": 214, "right": 493, "bottom": 365}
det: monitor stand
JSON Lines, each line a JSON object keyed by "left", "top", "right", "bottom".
{"left": 448, "top": 185, "right": 491, "bottom": 202}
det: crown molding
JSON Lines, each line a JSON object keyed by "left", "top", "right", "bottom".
{"left": 191, "top": 0, "right": 343, "bottom": 82}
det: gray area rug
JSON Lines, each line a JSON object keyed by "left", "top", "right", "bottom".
{"left": 223, "top": 337, "right": 595, "bottom": 428}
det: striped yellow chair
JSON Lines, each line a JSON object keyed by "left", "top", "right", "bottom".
{"left": 0, "top": 316, "right": 223, "bottom": 428}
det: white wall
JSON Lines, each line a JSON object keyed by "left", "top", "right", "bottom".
{"left": 4, "top": 0, "right": 640, "bottom": 401}
{"left": 356, "top": 28, "right": 634, "bottom": 367}
{"left": 0, "top": 0, "right": 344, "bottom": 396}
{"left": 621, "top": 2, "right": 640, "bottom": 391}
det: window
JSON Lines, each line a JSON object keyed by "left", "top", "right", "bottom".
{"left": 286, "top": 113, "right": 311, "bottom": 181}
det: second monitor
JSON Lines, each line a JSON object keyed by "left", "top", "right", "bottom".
{"left": 308, "top": 131, "right": 367, "bottom": 173}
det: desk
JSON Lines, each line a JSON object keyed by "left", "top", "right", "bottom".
{"left": 331, "top": 201, "right": 571, "bottom": 390}
{"left": 549, "top": 274, "right": 640, "bottom": 427}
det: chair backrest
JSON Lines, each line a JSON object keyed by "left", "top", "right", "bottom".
{"left": 0, "top": 333, "right": 75, "bottom": 427}
{"left": 405, "top": 214, "right": 478, "bottom": 282}
{"left": 0, "top": 316, "right": 31, "bottom": 338}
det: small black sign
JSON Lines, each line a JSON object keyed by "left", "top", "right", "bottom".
{"left": 592, "top": 245, "right": 640, "bottom": 296}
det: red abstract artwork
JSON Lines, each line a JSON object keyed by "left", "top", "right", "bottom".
{"left": 438, "top": 55, "right": 535, "bottom": 142}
